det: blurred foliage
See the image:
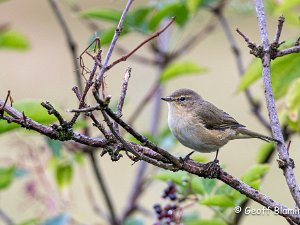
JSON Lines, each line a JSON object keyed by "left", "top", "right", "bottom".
{"left": 47, "top": 138, "right": 84, "bottom": 188}
{"left": 0, "top": 165, "right": 16, "bottom": 190}
{"left": 15, "top": 218, "right": 41, "bottom": 225}
{"left": 0, "top": 30, "right": 29, "bottom": 50}
{"left": 160, "top": 61, "right": 207, "bottom": 83}
{"left": 239, "top": 40, "right": 300, "bottom": 132}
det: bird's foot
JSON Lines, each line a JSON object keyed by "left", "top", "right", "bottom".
{"left": 179, "top": 151, "right": 195, "bottom": 166}
{"left": 204, "top": 159, "right": 220, "bottom": 178}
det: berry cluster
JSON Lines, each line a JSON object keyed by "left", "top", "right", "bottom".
{"left": 162, "top": 181, "right": 177, "bottom": 201}
{"left": 153, "top": 182, "right": 183, "bottom": 225}
{"left": 153, "top": 203, "right": 181, "bottom": 225}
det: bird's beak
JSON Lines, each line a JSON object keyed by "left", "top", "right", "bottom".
{"left": 161, "top": 96, "right": 173, "bottom": 102}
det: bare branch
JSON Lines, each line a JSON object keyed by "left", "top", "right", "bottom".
{"left": 255, "top": 0, "right": 300, "bottom": 208}
{"left": 105, "top": 16, "right": 176, "bottom": 71}
{"left": 0, "top": 99, "right": 107, "bottom": 147}
{"left": 115, "top": 67, "right": 132, "bottom": 132}
{"left": 69, "top": 62, "right": 98, "bottom": 126}
{"left": 216, "top": 11, "right": 270, "bottom": 130}
{"left": 236, "top": 28, "right": 258, "bottom": 51}
{"left": 0, "top": 90, "right": 12, "bottom": 115}
{"left": 276, "top": 45, "right": 300, "bottom": 57}
{"left": 0, "top": 208, "right": 13, "bottom": 225}
{"left": 48, "top": 0, "right": 82, "bottom": 92}
{"left": 88, "top": 151, "right": 119, "bottom": 225}
{"left": 41, "top": 101, "right": 66, "bottom": 126}
{"left": 94, "top": 0, "right": 134, "bottom": 91}
{"left": 273, "top": 15, "right": 285, "bottom": 45}
{"left": 92, "top": 94, "right": 182, "bottom": 168}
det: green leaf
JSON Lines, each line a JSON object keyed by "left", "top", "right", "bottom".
{"left": 241, "top": 164, "right": 269, "bottom": 185}
{"left": 74, "top": 151, "right": 85, "bottom": 165}
{"left": 247, "top": 179, "right": 260, "bottom": 190}
{"left": 190, "top": 154, "right": 207, "bottom": 163}
{"left": 238, "top": 58, "right": 261, "bottom": 91}
{"left": 202, "top": 178, "right": 216, "bottom": 194}
{"left": 0, "top": 165, "right": 16, "bottom": 190}
{"left": 272, "top": 54, "right": 300, "bottom": 99}
{"left": 148, "top": 2, "right": 189, "bottom": 30}
{"left": 191, "top": 178, "right": 205, "bottom": 195}
{"left": 46, "top": 138, "right": 63, "bottom": 158}
{"left": 0, "top": 30, "right": 29, "bottom": 50}
{"left": 200, "top": 195, "right": 235, "bottom": 207}
{"left": 215, "top": 184, "right": 234, "bottom": 195}
{"left": 286, "top": 78, "right": 300, "bottom": 112}
{"left": 186, "top": 0, "right": 203, "bottom": 13}
{"left": 154, "top": 171, "right": 189, "bottom": 186}
{"left": 56, "top": 163, "right": 73, "bottom": 188}
{"left": 186, "top": 218, "right": 227, "bottom": 225}
{"left": 80, "top": 9, "right": 122, "bottom": 22}
{"left": 160, "top": 61, "right": 206, "bottom": 82}
{"left": 126, "top": 7, "right": 152, "bottom": 33}
{"left": 239, "top": 53, "right": 300, "bottom": 99}
{"left": 256, "top": 143, "right": 274, "bottom": 163}
{"left": 0, "top": 100, "right": 58, "bottom": 134}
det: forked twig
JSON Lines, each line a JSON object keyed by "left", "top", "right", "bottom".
{"left": 105, "top": 16, "right": 176, "bottom": 71}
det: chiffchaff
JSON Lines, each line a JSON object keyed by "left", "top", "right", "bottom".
{"left": 162, "top": 88, "right": 278, "bottom": 162}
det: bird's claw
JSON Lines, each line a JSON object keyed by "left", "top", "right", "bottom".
{"left": 204, "top": 159, "right": 220, "bottom": 178}
{"left": 179, "top": 151, "right": 195, "bottom": 166}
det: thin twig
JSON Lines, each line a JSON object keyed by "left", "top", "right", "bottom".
{"left": 114, "top": 67, "right": 132, "bottom": 133}
{"left": 273, "top": 15, "right": 285, "bottom": 45}
{"left": 255, "top": 0, "right": 300, "bottom": 208}
{"left": 88, "top": 151, "right": 119, "bottom": 225}
{"left": 72, "top": 86, "right": 111, "bottom": 139}
{"left": 0, "top": 99, "right": 107, "bottom": 147}
{"left": 70, "top": 105, "right": 100, "bottom": 113}
{"left": 0, "top": 208, "right": 13, "bottom": 225}
{"left": 48, "top": 0, "right": 82, "bottom": 92}
{"left": 0, "top": 90, "right": 11, "bottom": 114}
{"left": 216, "top": 12, "right": 270, "bottom": 130}
{"left": 69, "top": 62, "right": 98, "bottom": 126}
{"left": 94, "top": 0, "right": 134, "bottom": 90}
{"left": 236, "top": 28, "right": 257, "bottom": 50}
{"left": 93, "top": 95, "right": 182, "bottom": 168}
{"left": 101, "top": 106, "right": 175, "bottom": 170}
{"left": 41, "top": 102, "right": 66, "bottom": 125}
{"left": 105, "top": 16, "right": 176, "bottom": 71}
{"left": 276, "top": 45, "right": 300, "bottom": 57}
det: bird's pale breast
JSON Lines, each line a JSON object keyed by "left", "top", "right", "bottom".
{"left": 167, "top": 104, "right": 237, "bottom": 153}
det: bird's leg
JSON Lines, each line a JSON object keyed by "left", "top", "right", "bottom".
{"left": 204, "top": 150, "right": 220, "bottom": 178}
{"left": 214, "top": 149, "right": 219, "bottom": 163}
{"left": 179, "top": 151, "right": 195, "bottom": 167}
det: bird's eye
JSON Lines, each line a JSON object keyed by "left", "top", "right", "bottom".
{"left": 178, "top": 96, "right": 186, "bottom": 102}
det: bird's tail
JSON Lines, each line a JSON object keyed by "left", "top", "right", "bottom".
{"left": 235, "top": 127, "right": 280, "bottom": 143}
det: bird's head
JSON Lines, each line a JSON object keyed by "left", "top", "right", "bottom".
{"left": 161, "top": 88, "right": 203, "bottom": 112}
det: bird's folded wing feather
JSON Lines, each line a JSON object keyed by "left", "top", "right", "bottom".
{"left": 195, "top": 101, "right": 245, "bottom": 130}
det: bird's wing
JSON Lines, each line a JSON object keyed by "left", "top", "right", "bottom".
{"left": 195, "top": 101, "right": 245, "bottom": 130}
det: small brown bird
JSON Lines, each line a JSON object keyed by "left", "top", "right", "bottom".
{"left": 162, "top": 88, "right": 278, "bottom": 162}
